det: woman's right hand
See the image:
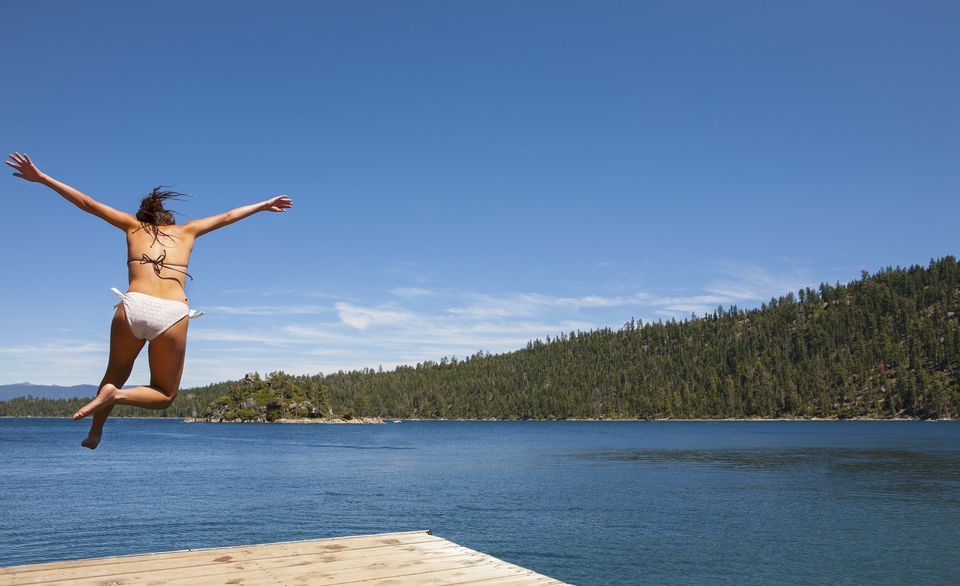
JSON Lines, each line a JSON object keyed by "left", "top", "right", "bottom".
{"left": 4, "top": 152, "right": 45, "bottom": 182}
{"left": 262, "top": 195, "right": 293, "bottom": 212}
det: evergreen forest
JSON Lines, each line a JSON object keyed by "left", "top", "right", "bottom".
{"left": 3, "top": 257, "right": 959, "bottom": 420}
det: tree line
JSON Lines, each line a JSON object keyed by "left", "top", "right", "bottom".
{"left": 3, "top": 256, "right": 958, "bottom": 420}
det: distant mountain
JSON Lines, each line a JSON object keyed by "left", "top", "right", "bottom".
{"left": 0, "top": 383, "right": 97, "bottom": 401}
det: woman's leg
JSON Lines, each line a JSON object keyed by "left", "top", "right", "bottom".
{"left": 73, "top": 316, "right": 189, "bottom": 420}
{"left": 80, "top": 304, "right": 146, "bottom": 449}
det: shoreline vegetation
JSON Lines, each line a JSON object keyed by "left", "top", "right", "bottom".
{"left": 183, "top": 416, "right": 385, "bottom": 424}
{"left": 2, "top": 257, "right": 959, "bottom": 422}
{"left": 0, "top": 415, "right": 952, "bottom": 422}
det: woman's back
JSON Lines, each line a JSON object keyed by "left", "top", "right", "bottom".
{"left": 6, "top": 150, "right": 292, "bottom": 448}
{"left": 126, "top": 224, "right": 196, "bottom": 303}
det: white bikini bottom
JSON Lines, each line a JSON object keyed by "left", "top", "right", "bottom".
{"left": 111, "top": 288, "right": 204, "bottom": 341}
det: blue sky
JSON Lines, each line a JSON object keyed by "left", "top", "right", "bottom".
{"left": 1, "top": 0, "right": 957, "bottom": 387}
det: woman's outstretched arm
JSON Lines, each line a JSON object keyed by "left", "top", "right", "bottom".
{"left": 183, "top": 195, "right": 293, "bottom": 237}
{"left": 5, "top": 151, "right": 137, "bottom": 231}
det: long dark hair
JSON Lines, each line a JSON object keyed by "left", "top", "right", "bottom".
{"left": 137, "top": 186, "right": 189, "bottom": 245}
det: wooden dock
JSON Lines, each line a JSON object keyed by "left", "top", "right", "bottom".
{"left": 0, "top": 530, "right": 570, "bottom": 585}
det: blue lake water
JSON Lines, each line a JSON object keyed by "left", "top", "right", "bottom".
{"left": 1, "top": 419, "right": 958, "bottom": 585}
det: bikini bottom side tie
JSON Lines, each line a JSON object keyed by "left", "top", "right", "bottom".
{"left": 111, "top": 288, "right": 205, "bottom": 341}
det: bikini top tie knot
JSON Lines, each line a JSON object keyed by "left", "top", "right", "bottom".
{"left": 133, "top": 250, "right": 194, "bottom": 281}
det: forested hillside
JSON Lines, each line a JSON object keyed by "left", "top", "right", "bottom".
{"left": 3, "top": 257, "right": 958, "bottom": 420}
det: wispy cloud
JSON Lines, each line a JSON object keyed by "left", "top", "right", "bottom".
{"left": 209, "top": 304, "right": 330, "bottom": 316}
{"left": 0, "top": 341, "right": 108, "bottom": 387}
{"left": 390, "top": 287, "right": 437, "bottom": 298}
{"left": 189, "top": 329, "right": 295, "bottom": 345}
{"left": 706, "top": 261, "right": 810, "bottom": 303}
{"left": 335, "top": 302, "right": 416, "bottom": 330}
{"left": 1, "top": 261, "right": 823, "bottom": 387}
{"left": 217, "top": 287, "right": 348, "bottom": 300}
{"left": 0, "top": 342, "right": 105, "bottom": 355}
{"left": 446, "top": 292, "right": 652, "bottom": 319}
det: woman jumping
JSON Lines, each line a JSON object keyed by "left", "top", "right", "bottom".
{"left": 5, "top": 151, "right": 293, "bottom": 449}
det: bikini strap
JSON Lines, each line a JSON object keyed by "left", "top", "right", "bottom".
{"left": 132, "top": 250, "right": 194, "bottom": 281}
{"left": 111, "top": 287, "right": 205, "bottom": 317}
{"left": 110, "top": 287, "right": 126, "bottom": 309}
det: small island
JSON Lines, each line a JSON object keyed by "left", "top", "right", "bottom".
{"left": 184, "top": 416, "right": 383, "bottom": 424}
{"left": 188, "top": 372, "right": 383, "bottom": 424}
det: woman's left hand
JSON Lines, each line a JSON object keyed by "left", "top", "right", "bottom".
{"left": 5, "top": 152, "right": 44, "bottom": 182}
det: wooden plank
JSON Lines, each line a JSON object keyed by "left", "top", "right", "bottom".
{"left": 0, "top": 531, "right": 439, "bottom": 584}
{"left": 104, "top": 544, "right": 494, "bottom": 586}
{"left": 0, "top": 530, "right": 435, "bottom": 575}
{"left": 350, "top": 565, "right": 543, "bottom": 585}
{"left": 24, "top": 542, "right": 476, "bottom": 586}
{"left": 207, "top": 554, "right": 497, "bottom": 586}
{"left": 1, "top": 530, "right": 436, "bottom": 576}
{"left": 158, "top": 550, "right": 480, "bottom": 586}
{"left": 265, "top": 552, "right": 494, "bottom": 583}
{"left": 0, "top": 530, "right": 570, "bottom": 586}
{"left": 459, "top": 574, "right": 567, "bottom": 585}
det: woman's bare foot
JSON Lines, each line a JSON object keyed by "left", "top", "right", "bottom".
{"left": 73, "top": 384, "right": 118, "bottom": 420}
{"left": 81, "top": 434, "right": 101, "bottom": 450}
